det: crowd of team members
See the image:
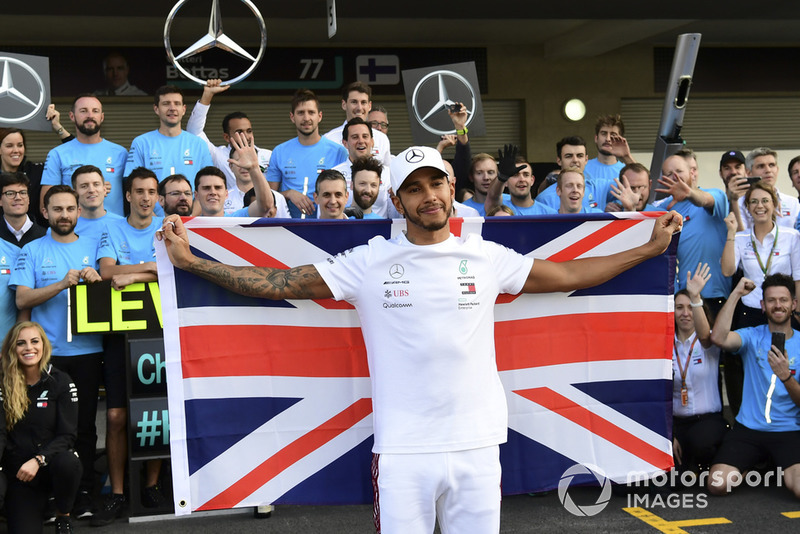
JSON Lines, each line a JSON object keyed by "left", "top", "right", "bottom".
{"left": 1, "top": 75, "right": 800, "bottom": 532}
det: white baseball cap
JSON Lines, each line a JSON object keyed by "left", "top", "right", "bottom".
{"left": 390, "top": 146, "right": 449, "bottom": 193}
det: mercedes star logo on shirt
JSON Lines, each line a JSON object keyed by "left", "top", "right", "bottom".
{"left": 164, "top": 0, "right": 267, "bottom": 86}
{"left": 0, "top": 56, "right": 46, "bottom": 124}
{"left": 389, "top": 264, "right": 405, "bottom": 279}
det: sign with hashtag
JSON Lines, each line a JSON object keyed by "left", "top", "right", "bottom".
{"left": 129, "top": 398, "right": 170, "bottom": 460}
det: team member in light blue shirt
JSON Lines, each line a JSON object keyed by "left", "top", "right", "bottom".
{"left": 125, "top": 85, "right": 213, "bottom": 216}
{"left": 654, "top": 154, "right": 731, "bottom": 305}
{"left": 607, "top": 163, "right": 660, "bottom": 212}
{"left": 485, "top": 148, "right": 556, "bottom": 216}
{"left": 41, "top": 95, "right": 128, "bottom": 217}
{"left": 267, "top": 89, "right": 348, "bottom": 218}
{"left": 537, "top": 136, "right": 614, "bottom": 212}
{"left": 584, "top": 114, "right": 634, "bottom": 186}
{"left": 71, "top": 164, "right": 124, "bottom": 244}
{"left": 709, "top": 275, "right": 800, "bottom": 498}
{"left": 556, "top": 170, "right": 602, "bottom": 215}
{"left": 0, "top": 237, "right": 25, "bottom": 340}
{"left": 95, "top": 167, "right": 162, "bottom": 523}
{"left": 10, "top": 185, "right": 103, "bottom": 512}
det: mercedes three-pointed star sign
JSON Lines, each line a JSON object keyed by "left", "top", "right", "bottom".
{"left": 164, "top": 0, "right": 267, "bottom": 86}
{"left": 411, "top": 70, "right": 477, "bottom": 136}
{"left": 0, "top": 57, "right": 46, "bottom": 124}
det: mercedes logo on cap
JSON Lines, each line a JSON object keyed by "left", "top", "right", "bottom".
{"left": 411, "top": 70, "right": 477, "bottom": 136}
{"left": 0, "top": 57, "right": 46, "bottom": 124}
{"left": 405, "top": 148, "right": 424, "bottom": 164}
{"left": 164, "top": 0, "right": 267, "bottom": 86}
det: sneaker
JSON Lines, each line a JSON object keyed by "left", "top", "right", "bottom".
{"left": 253, "top": 504, "right": 273, "bottom": 518}
{"left": 72, "top": 491, "right": 93, "bottom": 520}
{"left": 141, "top": 484, "right": 167, "bottom": 508}
{"left": 90, "top": 494, "right": 125, "bottom": 527}
{"left": 54, "top": 516, "right": 74, "bottom": 534}
{"left": 43, "top": 497, "right": 56, "bottom": 524}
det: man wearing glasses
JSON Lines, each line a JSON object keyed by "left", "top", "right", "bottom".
{"left": 159, "top": 174, "right": 194, "bottom": 217}
{"left": 368, "top": 106, "right": 390, "bottom": 135}
{"left": 0, "top": 171, "right": 46, "bottom": 247}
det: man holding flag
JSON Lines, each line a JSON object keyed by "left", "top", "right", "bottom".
{"left": 159, "top": 146, "right": 682, "bottom": 534}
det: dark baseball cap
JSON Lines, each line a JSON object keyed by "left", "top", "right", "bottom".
{"left": 720, "top": 150, "right": 745, "bottom": 168}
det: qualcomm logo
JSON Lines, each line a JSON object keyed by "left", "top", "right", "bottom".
{"left": 557, "top": 463, "right": 612, "bottom": 517}
{"left": 164, "top": 0, "right": 268, "bottom": 86}
{"left": 0, "top": 56, "right": 46, "bottom": 124}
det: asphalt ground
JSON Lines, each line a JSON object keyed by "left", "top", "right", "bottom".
{"left": 7, "top": 479, "right": 797, "bottom": 533}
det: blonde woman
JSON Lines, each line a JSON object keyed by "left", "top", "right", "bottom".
{"left": 1, "top": 322, "right": 81, "bottom": 533}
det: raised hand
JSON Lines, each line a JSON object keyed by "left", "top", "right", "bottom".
{"left": 496, "top": 144, "right": 525, "bottom": 183}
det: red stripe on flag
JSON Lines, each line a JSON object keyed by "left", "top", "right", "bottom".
{"left": 495, "top": 312, "right": 672, "bottom": 371}
{"left": 180, "top": 324, "right": 370, "bottom": 378}
{"left": 516, "top": 387, "right": 672, "bottom": 468}
{"left": 449, "top": 218, "right": 463, "bottom": 237}
{"left": 547, "top": 220, "right": 640, "bottom": 262}
{"left": 190, "top": 227, "right": 354, "bottom": 310}
{"left": 198, "top": 397, "right": 374, "bottom": 510}
{"left": 192, "top": 227, "right": 289, "bottom": 269}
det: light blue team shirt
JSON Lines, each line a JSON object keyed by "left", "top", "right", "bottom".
{"left": 41, "top": 139, "right": 128, "bottom": 217}
{"left": 535, "top": 177, "right": 616, "bottom": 212}
{"left": 654, "top": 188, "right": 730, "bottom": 298}
{"left": 9, "top": 235, "right": 102, "bottom": 356}
{"left": 362, "top": 212, "right": 385, "bottom": 220}
{"left": 736, "top": 325, "right": 800, "bottom": 432}
{"left": 125, "top": 130, "right": 213, "bottom": 217}
{"left": 97, "top": 217, "right": 163, "bottom": 266}
{"left": 461, "top": 194, "right": 512, "bottom": 216}
{"left": 0, "top": 240, "right": 22, "bottom": 341}
{"left": 584, "top": 158, "right": 625, "bottom": 182}
{"left": 75, "top": 212, "right": 125, "bottom": 245}
{"left": 509, "top": 202, "right": 557, "bottom": 216}
{"left": 266, "top": 137, "right": 348, "bottom": 218}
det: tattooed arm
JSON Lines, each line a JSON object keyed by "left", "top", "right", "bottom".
{"left": 158, "top": 216, "right": 333, "bottom": 300}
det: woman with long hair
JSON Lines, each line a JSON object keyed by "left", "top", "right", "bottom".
{"left": 1, "top": 321, "right": 81, "bottom": 533}
{"left": 672, "top": 264, "right": 728, "bottom": 473}
{"left": 722, "top": 181, "right": 800, "bottom": 327}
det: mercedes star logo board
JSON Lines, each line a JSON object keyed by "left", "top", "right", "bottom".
{"left": 164, "top": 0, "right": 267, "bottom": 86}
{"left": 401, "top": 61, "right": 485, "bottom": 145}
{"left": 0, "top": 52, "right": 52, "bottom": 131}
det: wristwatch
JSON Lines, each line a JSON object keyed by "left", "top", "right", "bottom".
{"left": 35, "top": 455, "right": 47, "bottom": 467}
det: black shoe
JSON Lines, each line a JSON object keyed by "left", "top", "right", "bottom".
{"left": 54, "top": 516, "right": 74, "bottom": 534}
{"left": 141, "top": 484, "right": 168, "bottom": 508}
{"left": 43, "top": 497, "right": 56, "bottom": 524}
{"left": 72, "top": 491, "right": 94, "bottom": 520}
{"left": 90, "top": 494, "right": 125, "bottom": 527}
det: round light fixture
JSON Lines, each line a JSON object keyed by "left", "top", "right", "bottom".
{"left": 562, "top": 99, "right": 586, "bottom": 122}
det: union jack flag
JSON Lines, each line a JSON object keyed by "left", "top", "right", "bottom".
{"left": 155, "top": 213, "right": 677, "bottom": 514}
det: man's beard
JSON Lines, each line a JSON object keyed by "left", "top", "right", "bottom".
{"left": 77, "top": 120, "right": 101, "bottom": 136}
{"left": 50, "top": 218, "right": 76, "bottom": 236}
{"left": 354, "top": 190, "right": 378, "bottom": 210}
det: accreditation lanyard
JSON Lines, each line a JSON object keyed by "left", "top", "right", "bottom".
{"left": 674, "top": 334, "right": 699, "bottom": 407}
{"left": 751, "top": 225, "right": 779, "bottom": 275}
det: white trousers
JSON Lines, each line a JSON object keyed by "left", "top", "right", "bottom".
{"left": 373, "top": 445, "right": 502, "bottom": 534}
